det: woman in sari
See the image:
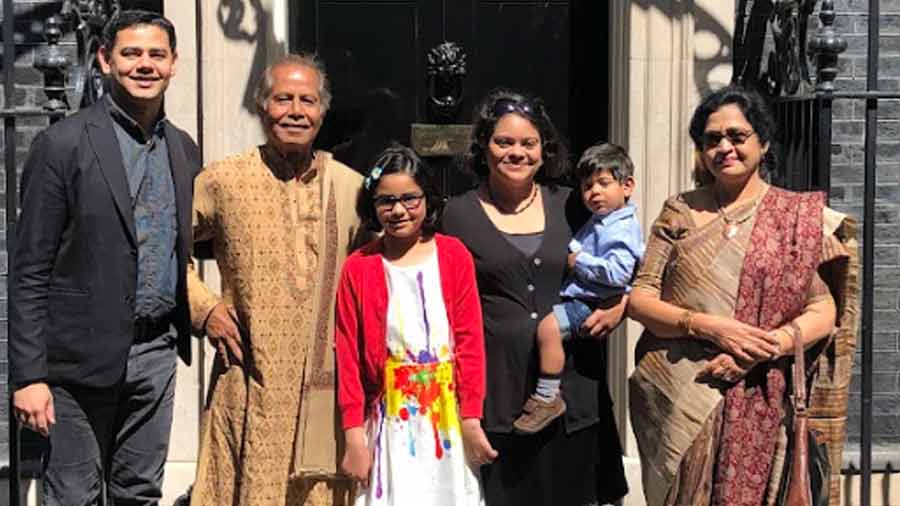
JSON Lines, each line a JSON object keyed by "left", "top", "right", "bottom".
{"left": 628, "top": 85, "right": 852, "bottom": 506}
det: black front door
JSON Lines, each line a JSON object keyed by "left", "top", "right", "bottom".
{"left": 292, "top": 0, "right": 608, "bottom": 194}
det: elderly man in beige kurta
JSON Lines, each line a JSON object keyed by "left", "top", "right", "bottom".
{"left": 188, "top": 54, "right": 366, "bottom": 505}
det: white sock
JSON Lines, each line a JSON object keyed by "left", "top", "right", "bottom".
{"left": 535, "top": 377, "right": 560, "bottom": 402}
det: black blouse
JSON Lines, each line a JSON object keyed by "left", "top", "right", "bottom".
{"left": 442, "top": 185, "right": 613, "bottom": 433}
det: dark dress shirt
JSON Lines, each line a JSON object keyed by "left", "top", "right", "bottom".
{"left": 107, "top": 96, "right": 178, "bottom": 320}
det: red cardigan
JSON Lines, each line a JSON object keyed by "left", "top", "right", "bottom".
{"left": 335, "top": 233, "right": 486, "bottom": 430}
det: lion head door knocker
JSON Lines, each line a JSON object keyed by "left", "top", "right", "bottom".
{"left": 425, "top": 42, "right": 467, "bottom": 123}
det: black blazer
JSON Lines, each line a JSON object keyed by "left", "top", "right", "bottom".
{"left": 9, "top": 99, "right": 201, "bottom": 389}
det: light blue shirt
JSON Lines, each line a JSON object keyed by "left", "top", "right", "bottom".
{"left": 560, "top": 202, "right": 645, "bottom": 301}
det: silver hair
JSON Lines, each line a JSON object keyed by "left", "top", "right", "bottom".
{"left": 254, "top": 53, "right": 332, "bottom": 114}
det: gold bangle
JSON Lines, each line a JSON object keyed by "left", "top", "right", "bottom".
{"left": 678, "top": 309, "right": 696, "bottom": 337}
{"left": 771, "top": 327, "right": 791, "bottom": 357}
{"left": 777, "top": 322, "right": 803, "bottom": 356}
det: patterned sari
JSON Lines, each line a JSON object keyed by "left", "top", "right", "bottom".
{"left": 629, "top": 185, "right": 857, "bottom": 506}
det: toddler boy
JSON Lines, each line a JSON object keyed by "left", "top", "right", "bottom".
{"left": 513, "top": 142, "right": 645, "bottom": 434}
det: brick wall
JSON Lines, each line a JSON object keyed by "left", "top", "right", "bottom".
{"left": 0, "top": 0, "right": 75, "bottom": 468}
{"left": 829, "top": 0, "right": 900, "bottom": 456}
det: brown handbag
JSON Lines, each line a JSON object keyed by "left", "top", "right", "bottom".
{"left": 785, "top": 321, "right": 813, "bottom": 506}
{"left": 782, "top": 322, "right": 831, "bottom": 506}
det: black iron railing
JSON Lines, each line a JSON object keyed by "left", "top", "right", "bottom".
{"left": 735, "top": 1, "right": 892, "bottom": 505}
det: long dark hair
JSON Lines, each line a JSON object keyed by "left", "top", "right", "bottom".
{"left": 464, "top": 88, "right": 569, "bottom": 187}
{"left": 688, "top": 85, "right": 778, "bottom": 186}
{"left": 356, "top": 143, "right": 443, "bottom": 235}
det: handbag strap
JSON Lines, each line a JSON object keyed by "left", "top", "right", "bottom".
{"left": 790, "top": 321, "right": 807, "bottom": 415}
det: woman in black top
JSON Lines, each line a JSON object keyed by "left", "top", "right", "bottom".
{"left": 442, "top": 89, "right": 628, "bottom": 506}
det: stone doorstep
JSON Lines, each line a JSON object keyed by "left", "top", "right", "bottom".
{"left": 617, "top": 455, "right": 900, "bottom": 506}
{"left": 2, "top": 459, "right": 900, "bottom": 505}
{"left": 161, "top": 461, "right": 196, "bottom": 506}
{"left": 842, "top": 443, "right": 900, "bottom": 471}
{"left": 0, "top": 476, "right": 38, "bottom": 506}
{"left": 621, "top": 456, "right": 646, "bottom": 506}
{"left": 0, "top": 462, "right": 195, "bottom": 506}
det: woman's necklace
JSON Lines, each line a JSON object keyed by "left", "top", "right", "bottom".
{"left": 714, "top": 187, "right": 765, "bottom": 240}
{"left": 488, "top": 182, "right": 538, "bottom": 215}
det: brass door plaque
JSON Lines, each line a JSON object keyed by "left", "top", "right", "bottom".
{"left": 410, "top": 123, "right": 473, "bottom": 157}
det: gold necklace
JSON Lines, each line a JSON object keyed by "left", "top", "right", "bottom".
{"left": 488, "top": 183, "right": 538, "bottom": 215}
{"left": 714, "top": 188, "right": 764, "bottom": 239}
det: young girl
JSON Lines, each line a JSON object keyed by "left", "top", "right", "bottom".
{"left": 336, "top": 145, "right": 497, "bottom": 506}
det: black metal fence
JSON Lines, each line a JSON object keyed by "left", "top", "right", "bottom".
{"left": 735, "top": 0, "right": 895, "bottom": 504}
{"left": 828, "top": 0, "right": 900, "bottom": 502}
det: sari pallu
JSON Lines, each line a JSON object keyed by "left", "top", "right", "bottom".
{"left": 629, "top": 186, "right": 855, "bottom": 506}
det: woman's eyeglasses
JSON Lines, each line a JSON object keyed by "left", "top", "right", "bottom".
{"left": 373, "top": 193, "right": 425, "bottom": 211}
{"left": 700, "top": 129, "right": 756, "bottom": 149}
{"left": 492, "top": 98, "right": 541, "bottom": 118}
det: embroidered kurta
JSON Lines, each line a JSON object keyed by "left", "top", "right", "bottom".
{"left": 188, "top": 147, "right": 366, "bottom": 506}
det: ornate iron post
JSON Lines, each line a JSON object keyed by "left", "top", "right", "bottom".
{"left": 809, "top": 0, "right": 847, "bottom": 91}
{"left": 809, "top": 0, "right": 847, "bottom": 192}
{"left": 34, "top": 16, "right": 72, "bottom": 111}
{"left": 32, "top": 1, "right": 122, "bottom": 112}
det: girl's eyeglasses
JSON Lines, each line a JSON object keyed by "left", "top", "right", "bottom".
{"left": 373, "top": 193, "right": 424, "bottom": 211}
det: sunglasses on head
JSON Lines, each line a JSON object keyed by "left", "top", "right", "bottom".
{"left": 492, "top": 98, "right": 541, "bottom": 118}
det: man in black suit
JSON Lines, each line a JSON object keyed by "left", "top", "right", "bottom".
{"left": 9, "top": 10, "right": 200, "bottom": 505}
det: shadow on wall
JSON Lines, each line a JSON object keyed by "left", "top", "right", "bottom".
{"left": 630, "top": 0, "right": 734, "bottom": 96}
{"left": 216, "top": 0, "right": 284, "bottom": 114}
{"left": 11, "top": 1, "right": 734, "bottom": 109}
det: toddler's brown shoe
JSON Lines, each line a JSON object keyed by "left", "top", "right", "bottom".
{"left": 512, "top": 394, "right": 566, "bottom": 434}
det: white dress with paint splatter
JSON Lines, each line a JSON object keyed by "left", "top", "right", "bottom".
{"left": 354, "top": 250, "right": 484, "bottom": 506}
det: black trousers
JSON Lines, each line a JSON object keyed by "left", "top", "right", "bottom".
{"left": 41, "top": 332, "right": 178, "bottom": 506}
